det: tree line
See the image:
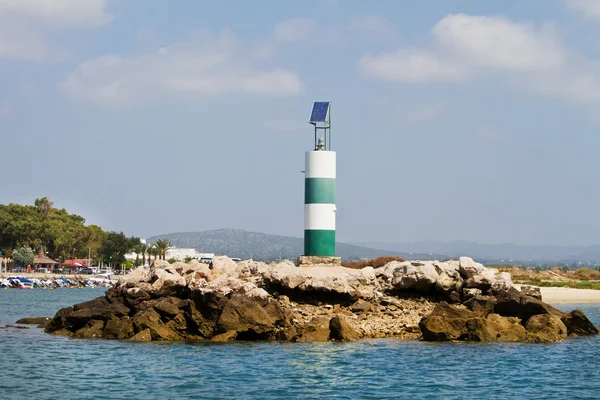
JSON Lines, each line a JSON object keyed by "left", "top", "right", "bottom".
{"left": 0, "top": 197, "right": 171, "bottom": 267}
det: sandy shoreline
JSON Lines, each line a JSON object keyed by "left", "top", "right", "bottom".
{"left": 514, "top": 284, "right": 600, "bottom": 304}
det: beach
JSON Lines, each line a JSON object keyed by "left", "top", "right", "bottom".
{"left": 513, "top": 284, "right": 600, "bottom": 303}
{"left": 540, "top": 287, "right": 600, "bottom": 303}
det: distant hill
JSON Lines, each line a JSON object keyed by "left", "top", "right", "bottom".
{"left": 354, "top": 240, "right": 600, "bottom": 265}
{"left": 146, "top": 229, "right": 442, "bottom": 262}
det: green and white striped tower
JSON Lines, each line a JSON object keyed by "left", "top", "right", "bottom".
{"left": 304, "top": 101, "right": 336, "bottom": 257}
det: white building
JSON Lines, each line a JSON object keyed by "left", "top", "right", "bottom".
{"left": 165, "top": 247, "right": 215, "bottom": 261}
{"left": 125, "top": 246, "right": 215, "bottom": 264}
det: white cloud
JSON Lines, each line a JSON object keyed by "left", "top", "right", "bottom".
{"left": 566, "top": 0, "right": 600, "bottom": 20}
{"left": 359, "top": 13, "right": 600, "bottom": 105}
{"left": 0, "top": 0, "right": 113, "bottom": 61}
{"left": 59, "top": 31, "right": 303, "bottom": 107}
{"left": 274, "top": 18, "right": 315, "bottom": 43}
{"left": 359, "top": 14, "right": 565, "bottom": 84}
{"left": 432, "top": 14, "right": 564, "bottom": 71}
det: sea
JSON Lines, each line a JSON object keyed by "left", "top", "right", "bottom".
{"left": 1, "top": 288, "right": 599, "bottom": 400}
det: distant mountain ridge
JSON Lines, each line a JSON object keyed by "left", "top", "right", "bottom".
{"left": 354, "top": 240, "right": 600, "bottom": 264}
{"left": 146, "top": 229, "right": 443, "bottom": 262}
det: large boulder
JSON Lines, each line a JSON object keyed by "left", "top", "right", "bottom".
{"left": 376, "top": 261, "right": 439, "bottom": 293}
{"left": 419, "top": 302, "right": 529, "bottom": 342}
{"left": 560, "top": 309, "right": 599, "bottom": 336}
{"left": 525, "top": 314, "right": 568, "bottom": 343}
{"left": 150, "top": 268, "right": 186, "bottom": 297}
{"left": 66, "top": 302, "right": 130, "bottom": 330}
{"left": 293, "top": 317, "right": 331, "bottom": 342}
{"left": 458, "top": 257, "right": 485, "bottom": 279}
{"left": 216, "top": 295, "right": 289, "bottom": 339}
{"left": 433, "top": 261, "right": 463, "bottom": 294}
{"left": 132, "top": 308, "right": 182, "bottom": 341}
{"left": 493, "top": 287, "right": 554, "bottom": 321}
{"left": 45, "top": 307, "right": 75, "bottom": 333}
{"left": 103, "top": 316, "right": 134, "bottom": 340}
{"left": 329, "top": 315, "right": 360, "bottom": 341}
{"left": 182, "top": 301, "right": 217, "bottom": 338}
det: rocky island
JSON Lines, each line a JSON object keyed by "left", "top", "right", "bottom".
{"left": 43, "top": 256, "right": 599, "bottom": 343}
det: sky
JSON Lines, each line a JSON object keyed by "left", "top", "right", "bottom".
{"left": 2, "top": 0, "right": 600, "bottom": 246}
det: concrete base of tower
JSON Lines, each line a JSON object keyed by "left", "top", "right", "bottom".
{"left": 297, "top": 255, "right": 342, "bottom": 268}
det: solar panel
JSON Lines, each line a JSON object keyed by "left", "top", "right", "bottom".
{"left": 309, "top": 102, "right": 329, "bottom": 123}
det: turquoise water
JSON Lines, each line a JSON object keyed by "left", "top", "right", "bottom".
{"left": 1, "top": 289, "right": 600, "bottom": 399}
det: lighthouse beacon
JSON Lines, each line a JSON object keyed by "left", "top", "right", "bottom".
{"left": 298, "top": 102, "right": 342, "bottom": 268}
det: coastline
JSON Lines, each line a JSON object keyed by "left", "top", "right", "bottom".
{"left": 514, "top": 284, "right": 600, "bottom": 304}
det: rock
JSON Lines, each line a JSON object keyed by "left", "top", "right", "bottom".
{"left": 419, "top": 302, "right": 527, "bottom": 342}
{"left": 73, "top": 296, "right": 109, "bottom": 311}
{"left": 130, "top": 329, "right": 152, "bottom": 342}
{"left": 433, "top": 261, "right": 463, "bottom": 294}
{"left": 350, "top": 299, "right": 372, "bottom": 313}
{"left": 3, "top": 325, "right": 29, "bottom": 329}
{"left": 520, "top": 286, "right": 542, "bottom": 300}
{"left": 74, "top": 319, "right": 105, "bottom": 338}
{"left": 125, "top": 287, "right": 152, "bottom": 304}
{"left": 525, "top": 314, "right": 568, "bottom": 343}
{"left": 384, "top": 261, "right": 439, "bottom": 292}
{"left": 419, "top": 302, "right": 478, "bottom": 341}
{"left": 493, "top": 287, "right": 554, "bottom": 321}
{"left": 462, "top": 288, "right": 482, "bottom": 300}
{"left": 276, "top": 326, "right": 298, "bottom": 341}
{"left": 150, "top": 268, "right": 186, "bottom": 297}
{"left": 66, "top": 303, "right": 131, "bottom": 330}
{"left": 210, "top": 256, "right": 239, "bottom": 277}
{"left": 16, "top": 317, "right": 51, "bottom": 328}
{"left": 484, "top": 314, "right": 528, "bottom": 342}
{"left": 165, "top": 313, "right": 191, "bottom": 337}
{"left": 560, "top": 309, "right": 599, "bottom": 336}
{"left": 155, "top": 298, "right": 184, "bottom": 318}
{"left": 463, "top": 295, "right": 496, "bottom": 317}
{"left": 211, "top": 330, "right": 238, "bottom": 342}
{"left": 183, "top": 301, "right": 216, "bottom": 338}
{"left": 294, "top": 317, "right": 330, "bottom": 342}
{"left": 216, "top": 295, "right": 285, "bottom": 339}
{"left": 103, "top": 317, "right": 135, "bottom": 340}
{"left": 447, "top": 291, "right": 461, "bottom": 303}
{"left": 458, "top": 257, "right": 485, "bottom": 279}
{"left": 120, "top": 267, "right": 151, "bottom": 288}
{"left": 49, "top": 328, "right": 73, "bottom": 337}
{"left": 465, "top": 268, "right": 497, "bottom": 291}
{"left": 329, "top": 315, "right": 360, "bottom": 341}
{"left": 132, "top": 308, "right": 183, "bottom": 341}
{"left": 45, "top": 307, "right": 75, "bottom": 333}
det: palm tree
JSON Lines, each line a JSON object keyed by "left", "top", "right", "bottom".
{"left": 133, "top": 243, "right": 149, "bottom": 267}
{"left": 148, "top": 244, "right": 160, "bottom": 264}
{"left": 152, "top": 239, "right": 171, "bottom": 260}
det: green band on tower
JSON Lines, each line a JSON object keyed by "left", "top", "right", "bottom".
{"left": 305, "top": 178, "right": 336, "bottom": 204}
{"left": 304, "top": 229, "right": 336, "bottom": 256}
